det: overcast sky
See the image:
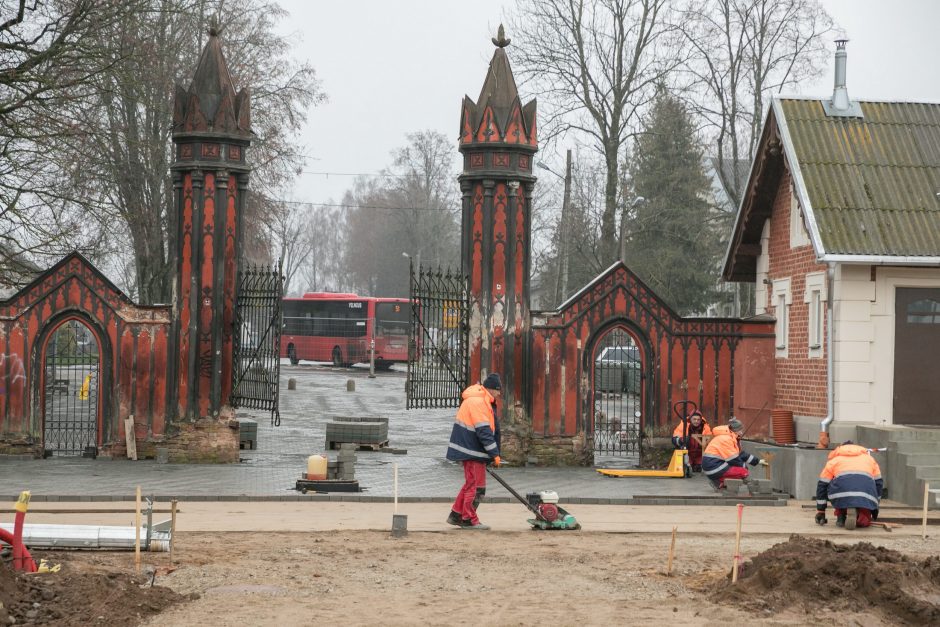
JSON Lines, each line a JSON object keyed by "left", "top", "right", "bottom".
{"left": 274, "top": 0, "right": 940, "bottom": 206}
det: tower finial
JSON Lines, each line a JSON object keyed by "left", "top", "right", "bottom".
{"left": 491, "top": 24, "right": 511, "bottom": 48}
{"left": 207, "top": 15, "right": 223, "bottom": 37}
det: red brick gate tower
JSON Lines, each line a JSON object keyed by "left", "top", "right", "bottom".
{"left": 458, "top": 26, "right": 537, "bottom": 413}
{"left": 170, "top": 24, "right": 251, "bottom": 422}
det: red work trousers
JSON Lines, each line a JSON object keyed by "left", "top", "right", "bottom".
{"left": 452, "top": 460, "right": 487, "bottom": 525}
{"left": 834, "top": 507, "right": 873, "bottom": 528}
{"left": 718, "top": 465, "right": 749, "bottom": 488}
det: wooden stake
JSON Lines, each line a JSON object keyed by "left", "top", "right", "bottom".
{"left": 125, "top": 415, "right": 138, "bottom": 461}
{"left": 923, "top": 482, "right": 930, "bottom": 540}
{"left": 731, "top": 503, "right": 744, "bottom": 583}
{"left": 393, "top": 463, "right": 399, "bottom": 515}
{"left": 134, "top": 486, "right": 141, "bottom": 573}
{"left": 666, "top": 526, "right": 677, "bottom": 576}
{"left": 763, "top": 452, "right": 776, "bottom": 481}
{"left": 169, "top": 499, "right": 178, "bottom": 562}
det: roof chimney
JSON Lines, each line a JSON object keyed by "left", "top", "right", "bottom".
{"left": 822, "top": 39, "right": 863, "bottom": 118}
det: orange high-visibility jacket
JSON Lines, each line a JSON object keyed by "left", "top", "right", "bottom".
{"left": 701, "top": 425, "right": 759, "bottom": 479}
{"left": 446, "top": 384, "right": 500, "bottom": 462}
{"left": 815, "top": 444, "right": 883, "bottom": 512}
{"left": 672, "top": 418, "right": 712, "bottom": 447}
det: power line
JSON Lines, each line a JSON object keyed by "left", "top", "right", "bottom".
{"left": 297, "top": 170, "right": 411, "bottom": 178}
{"left": 275, "top": 199, "right": 457, "bottom": 212}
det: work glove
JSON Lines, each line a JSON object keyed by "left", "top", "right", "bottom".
{"left": 492, "top": 456, "right": 501, "bottom": 467}
{"left": 757, "top": 459, "right": 769, "bottom": 466}
{"left": 815, "top": 511, "right": 827, "bottom": 526}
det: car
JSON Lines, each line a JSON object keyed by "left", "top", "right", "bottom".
{"left": 594, "top": 345, "right": 641, "bottom": 394}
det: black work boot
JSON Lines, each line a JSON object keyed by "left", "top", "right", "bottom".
{"left": 446, "top": 511, "right": 464, "bottom": 527}
{"left": 836, "top": 514, "right": 846, "bottom": 528}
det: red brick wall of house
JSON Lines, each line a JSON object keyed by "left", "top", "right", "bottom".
{"left": 766, "top": 170, "right": 828, "bottom": 417}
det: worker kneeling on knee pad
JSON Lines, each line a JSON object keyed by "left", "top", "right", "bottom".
{"left": 701, "top": 418, "right": 765, "bottom": 489}
{"left": 815, "top": 441, "right": 882, "bottom": 530}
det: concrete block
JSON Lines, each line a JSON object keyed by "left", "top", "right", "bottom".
{"left": 737, "top": 485, "right": 751, "bottom": 497}
{"left": 724, "top": 479, "right": 744, "bottom": 492}
{"left": 346, "top": 379, "right": 355, "bottom": 392}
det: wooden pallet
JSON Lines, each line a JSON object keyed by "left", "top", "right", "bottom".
{"left": 327, "top": 440, "right": 389, "bottom": 451}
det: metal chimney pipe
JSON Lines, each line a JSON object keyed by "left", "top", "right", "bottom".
{"left": 831, "top": 39, "right": 850, "bottom": 110}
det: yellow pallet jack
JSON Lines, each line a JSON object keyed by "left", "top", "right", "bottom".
{"left": 596, "top": 447, "right": 688, "bottom": 478}
{"left": 596, "top": 400, "right": 696, "bottom": 479}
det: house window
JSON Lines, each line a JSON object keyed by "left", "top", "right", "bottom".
{"left": 804, "top": 271, "right": 827, "bottom": 358}
{"left": 772, "top": 277, "right": 792, "bottom": 357}
{"left": 776, "top": 294, "right": 788, "bottom": 349}
{"left": 907, "top": 299, "right": 940, "bottom": 324}
{"left": 790, "top": 188, "right": 810, "bottom": 248}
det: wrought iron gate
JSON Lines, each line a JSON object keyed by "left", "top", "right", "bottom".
{"left": 592, "top": 327, "right": 643, "bottom": 462}
{"left": 406, "top": 264, "right": 469, "bottom": 409}
{"left": 43, "top": 320, "right": 100, "bottom": 456}
{"left": 232, "top": 263, "right": 283, "bottom": 426}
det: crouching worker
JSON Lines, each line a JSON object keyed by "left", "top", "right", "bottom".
{"left": 814, "top": 441, "right": 882, "bottom": 530}
{"left": 672, "top": 411, "right": 712, "bottom": 472}
{"left": 445, "top": 373, "right": 502, "bottom": 530}
{"left": 702, "top": 418, "right": 766, "bottom": 489}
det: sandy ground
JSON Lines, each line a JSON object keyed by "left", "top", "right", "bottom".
{"left": 10, "top": 501, "right": 939, "bottom": 626}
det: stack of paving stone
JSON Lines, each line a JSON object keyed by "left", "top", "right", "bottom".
{"left": 725, "top": 478, "right": 774, "bottom": 497}
{"left": 238, "top": 418, "right": 257, "bottom": 450}
{"left": 325, "top": 416, "right": 389, "bottom": 450}
{"left": 326, "top": 443, "right": 357, "bottom": 480}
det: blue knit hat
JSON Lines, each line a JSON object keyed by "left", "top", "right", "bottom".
{"left": 482, "top": 373, "right": 502, "bottom": 391}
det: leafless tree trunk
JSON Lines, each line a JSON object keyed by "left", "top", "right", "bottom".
{"left": 510, "top": 0, "right": 679, "bottom": 263}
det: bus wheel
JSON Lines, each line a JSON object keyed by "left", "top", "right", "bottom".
{"left": 288, "top": 345, "right": 299, "bottom": 365}
{"left": 376, "top": 361, "right": 393, "bottom": 371}
{"left": 332, "top": 347, "right": 343, "bottom": 367}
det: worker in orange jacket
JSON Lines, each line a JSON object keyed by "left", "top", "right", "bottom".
{"left": 671, "top": 411, "right": 712, "bottom": 472}
{"left": 814, "top": 442, "right": 883, "bottom": 529}
{"left": 445, "top": 373, "right": 502, "bottom": 530}
{"left": 701, "top": 419, "right": 766, "bottom": 489}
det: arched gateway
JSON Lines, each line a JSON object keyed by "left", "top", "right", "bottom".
{"left": 0, "top": 26, "right": 281, "bottom": 460}
{"left": 407, "top": 28, "right": 777, "bottom": 466}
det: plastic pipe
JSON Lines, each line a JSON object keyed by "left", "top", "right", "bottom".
{"left": 0, "top": 528, "right": 36, "bottom": 572}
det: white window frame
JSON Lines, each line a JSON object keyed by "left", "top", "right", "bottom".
{"left": 804, "top": 271, "right": 827, "bottom": 358}
{"left": 790, "top": 187, "right": 811, "bottom": 248}
{"left": 772, "top": 278, "right": 792, "bottom": 357}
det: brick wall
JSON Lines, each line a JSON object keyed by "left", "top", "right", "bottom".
{"left": 766, "top": 170, "right": 828, "bottom": 417}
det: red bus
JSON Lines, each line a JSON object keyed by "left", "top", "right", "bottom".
{"left": 281, "top": 293, "right": 410, "bottom": 369}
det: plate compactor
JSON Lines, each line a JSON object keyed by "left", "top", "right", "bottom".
{"left": 486, "top": 467, "right": 580, "bottom": 530}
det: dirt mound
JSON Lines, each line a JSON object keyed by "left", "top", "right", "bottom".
{"left": 0, "top": 557, "right": 186, "bottom": 626}
{"left": 720, "top": 535, "right": 940, "bottom": 624}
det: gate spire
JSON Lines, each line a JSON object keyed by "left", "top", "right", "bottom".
{"left": 458, "top": 25, "right": 537, "bottom": 414}
{"left": 170, "top": 23, "right": 252, "bottom": 421}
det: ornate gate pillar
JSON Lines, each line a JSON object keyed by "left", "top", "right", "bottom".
{"left": 169, "top": 25, "right": 251, "bottom": 421}
{"left": 458, "top": 26, "right": 537, "bottom": 415}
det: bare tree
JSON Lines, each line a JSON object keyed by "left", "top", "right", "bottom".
{"left": 44, "top": 0, "right": 323, "bottom": 303}
{"left": 342, "top": 131, "right": 460, "bottom": 297}
{"left": 509, "top": 0, "right": 679, "bottom": 263}
{"left": 679, "top": 0, "right": 833, "bottom": 208}
{"left": 0, "top": 0, "right": 135, "bottom": 284}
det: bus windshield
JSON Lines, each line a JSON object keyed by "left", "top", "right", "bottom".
{"left": 375, "top": 301, "right": 409, "bottom": 337}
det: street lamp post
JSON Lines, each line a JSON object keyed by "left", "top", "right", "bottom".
{"left": 537, "top": 149, "right": 572, "bottom": 304}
